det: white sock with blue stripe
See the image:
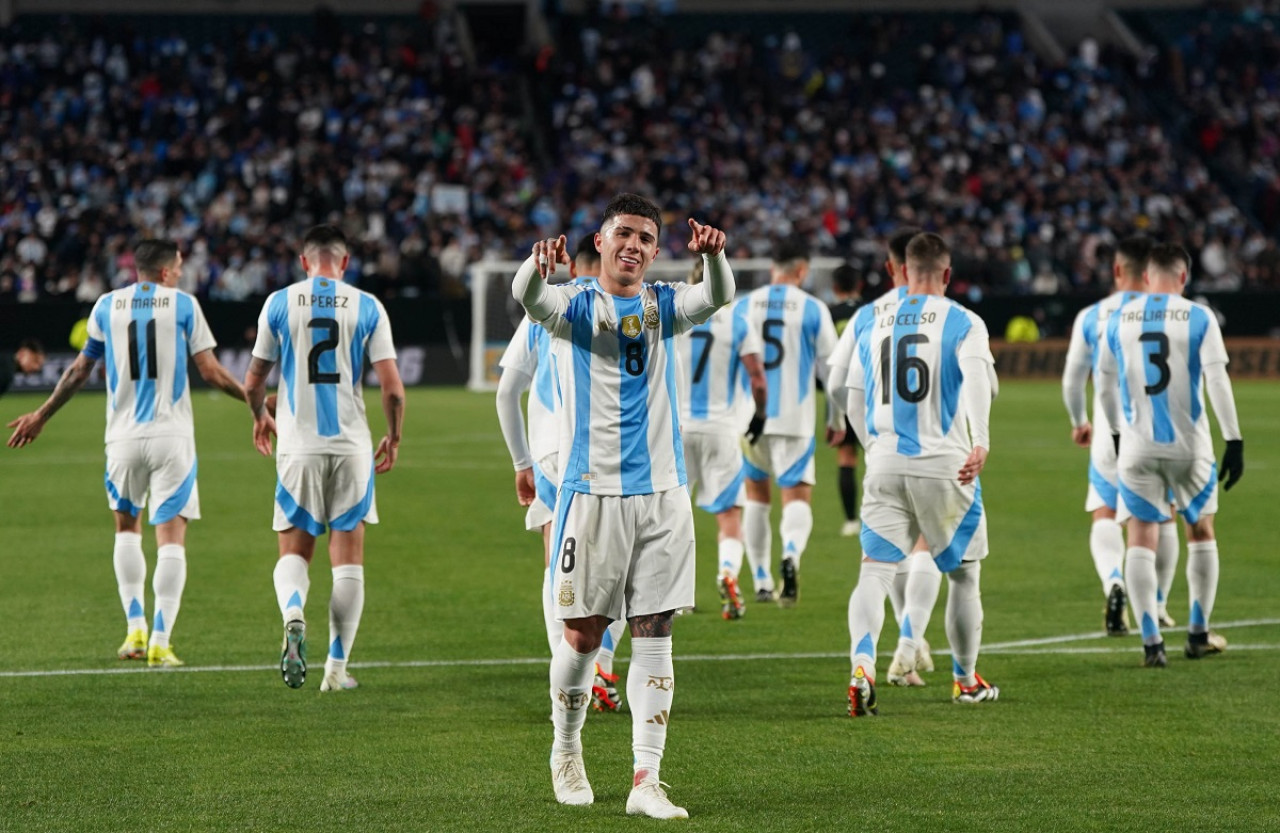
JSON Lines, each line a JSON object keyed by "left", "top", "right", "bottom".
{"left": 327, "top": 564, "right": 364, "bottom": 677}
{"left": 595, "top": 619, "right": 627, "bottom": 677}
{"left": 1185, "top": 541, "right": 1218, "bottom": 635}
{"left": 848, "top": 560, "right": 896, "bottom": 680}
{"left": 150, "top": 545, "right": 186, "bottom": 650}
{"left": 945, "top": 561, "right": 984, "bottom": 686}
{"left": 1089, "top": 518, "right": 1125, "bottom": 595}
{"left": 718, "top": 537, "right": 745, "bottom": 579}
{"left": 1156, "top": 521, "right": 1180, "bottom": 617}
{"left": 898, "top": 550, "right": 941, "bottom": 659}
{"left": 113, "top": 532, "right": 148, "bottom": 635}
{"left": 273, "top": 554, "right": 309, "bottom": 623}
{"left": 1124, "top": 547, "right": 1161, "bottom": 646}
{"left": 542, "top": 566, "right": 563, "bottom": 655}
{"left": 889, "top": 560, "right": 908, "bottom": 628}
{"left": 743, "top": 500, "right": 773, "bottom": 592}
{"left": 780, "top": 501, "right": 813, "bottom": 567}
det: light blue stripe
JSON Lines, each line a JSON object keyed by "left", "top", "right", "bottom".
{"left": 934, "top": 482, "right": 984, "bottom": 573}
{"left": 312, "top": 278, "right": 340, "bottom": 437}
{"left": 533, "top": 326, "right": 556, "bottom": 413}
{"left": 615, "top": 296, "right": 652, "bottom": 495}
{"left": 532, "top": 461, "right": 558, "bottom": 513}
{"left": 331, "top": 460, "right": 377, "bottom": 531}
{"left": 1187, "top": 305, "right": 1208, "bottom": 423}
{"left": 151, "top": 457, "right": 198, "bottom": 525}
{"left": 953, "top": 657, "right": 966, "bottom": 677}
{"left": 1119, "top": 481, "right": 1172, "bottom": 523}
{"left": 94, "top": 297, "right": 119, "bottom": 407}
{"left": 764, "top": 285, "right": 786, "bottom": 419}
{"left": 689, "top": 321, "right": 711, "bottom": 420}
{"left": 1140, "top": 612, "right": 1159, "bottom": 640}
{"left": 1087, "top": 460, "right": 1119, "bottom": 510}
{"left": 855, "top": 633, "right": 875, "bottom": 660}
{"left": 743, "top": 456, "right": 768, "bottom": 482}
{"left": 1180, "top": 463, "right": 1217, "bottom": 525}
{"left": 1142, "top": 295, "right": 1174, "bottom": 444}
{"left": 128, "top": 598, "right": 145, "bottom": 619}
{"left": 266, "top": 291, "right": 295, "bottom": 415}
{"left": 938, "top": 305, "right": 970, "bottom": 436}
{"left": 893, "top": 296, "right": 922, "bottom": 456}
{"left": 104, "top": 470, "right": 140, "bottom": 517}
{"left": 729, "top": 304, "right": 749, "bottom": 407}
{"left": 349, "top": 293, "right": 379, "bottom": 390}
{"left": 287, "top": 591, "right": 303, "bottom": 610}
{"left": 659, "top": 286, "right": 686, "bottom": 487}
{"left": 859, "top": 523, "right": 907, "bottom": 563}
{"left": 700, "top": 464, "right": 745, "bottom": 515}
{"left": 901, "top": 614, "right": 914, "bottom": 639}
{"left": 563, "top": 293, "right": 595, "bottom": 493}
{"left": 1083, "top": 304, "right": 1100, "bottom": 374}
{"left": 275, "top": 479, "right": 326, "bottom": 537}
{"left": 858, "top": 329, "right": 878, "bottom": 440}
{"left": 797, "top": 298, "right": 819, "bottom": 407}
{"left": 1190, "top": 601, "right": 1206, "bottom": 629}
{"left": 330, "top": 636, "right": 345, "bottom": 660}
{"left": 174, "top": 293, "right": 194, "bottom": 404}
{"left": 550, "top": 489, "right": 577, "bottom": 565}
{"left": 602, "top": 627, "right": 615, "bottom": 652}
{"left": 83, "top": 337, "right": 105, "bottom": 360}
{"left": 1108, "top": 313, "right": 1132, "bottom": 427}
{"left": 153, "top": 611, "right": 166, "bottom": 634}
{"left": 777, "top": 437, "right": 816, "bottom": 488}
{"left": 131, "top": 284, "right": 156, "bottom": 424}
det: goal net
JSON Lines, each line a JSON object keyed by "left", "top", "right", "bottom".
{"left": 468, "top": 257, "right": 849, "bottom": 390}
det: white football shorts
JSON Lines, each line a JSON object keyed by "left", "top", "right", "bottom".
{"left": 860, "top": 473, "right": 988, "bottom": 573}
{"left": 742, "top": 434, "right": 817, "bottom": 488}
{"left": 1085, "top": 426, "right": 1121, "bottom": 513}
{"left": 1117, "top": 454, "right": 1218, "bottom": 525}
{"left": 525, "top": 453, "right": 560, "bottom": 531}
{"left": 104, "top": 437, "right": 200, "bottom": 524}
{"left": 549, "top": 487, "right": 696, "bottom": 621}
{"left": 274, "top": 452, "right": 378, "bottom": 536}
{"left": 683, "top": 431, "right": 746, "bottom": 515}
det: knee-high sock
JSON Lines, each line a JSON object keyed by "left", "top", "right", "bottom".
{"left": 718, "top": 537, "right": 745, "bottom": 579}
{"left": 595, "top": 619, "right": 627, "bottom": 678}
{"left": 946, "top": 560, "right": 984, "bottom": 686}
{"left": 327, "top": 564, "right": 365, "bottom": 674}
{"left": 838, "top": 465, "right": 858, "bottom": 522}
{"left": 743, "top": 500, "right": 773, "bottom": 591}
{"left": 1185, "top": 541, "right": 1219, "bottom": 635}
{"left": 274, "top": 554, "right": 310, "bottom": 623}
{"left": 780, "top": 501, "right": 813, "bottom": 567}
{"left": 1156, "top": 521, "right": 1180, "bottom": 613}
{"left": 627, "top": 636, "right": 673, "bottom": 780}
{"left": 541, "top": 566, "right": 563, "bottom": 655}
{"left": 1125, "top": 546, "right": 1161, "bottom": 646}
{"left": 550, "top": 640, "right": 599, "bottom": 754}
{"left": 1090, "top": 518, "right": 1126, "bottom": 594}
{"left": 114, "top": 532, "right": 147, "bottom": 633}
{"left": 848, "top": 560, "right": 897, "bottom": 679}
{"left": 150, "top": 545, "right": 187, "bottom": 649}
{"left": 888, "top": 560, "right": 908, "bottom": 628}
{"left": 898, "top": 550, "right": 942, "bottom": 657}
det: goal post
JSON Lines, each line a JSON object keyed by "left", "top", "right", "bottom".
{"left": 467, "top": 256, "right": 849, "bottom": 391}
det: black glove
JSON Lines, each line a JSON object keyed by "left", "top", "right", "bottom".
{"left": 745, "top": 414, "right": 766, "bottom": 445}
{"left": 1112, "top": 433, "right": 1120, "bottom": 457}
{"left": 1221, "top": 439, "right": 1244, "bottom": 492}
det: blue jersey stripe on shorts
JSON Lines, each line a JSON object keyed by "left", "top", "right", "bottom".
{"left": 1142, "top": 295, "right": 1174, "bottom": 444}
{"left": 331, "top": 459, "right": 377, "bottom": 531}
{"left": 615, "top": 296, "right": 652, "bottom": 494}
{"left": 131, "top": 285, "right": 157, "bottom": 424}
{"left": 311, "top": 278, "right": 340, "bottom": 437}
{"left": 934, "top": 481, "right": 984, "bottom": 572}
{"left": 152, "top": 457, "right": 198, "bottom": 525}
{"left": 1182, "top": 463, "right": 1218, "bottom": 525}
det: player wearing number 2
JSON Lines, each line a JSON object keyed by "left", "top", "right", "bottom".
{"left": 244, "top": 224, "right": 405, "bottom": 693}
{"left": 6, "top": 239, "right": 246, "bottom": 667}
{"left": 514, "top": 193, "right": 735, "bottom": 819}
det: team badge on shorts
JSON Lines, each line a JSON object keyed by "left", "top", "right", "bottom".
{"left": 558, "top": 580, "right": 575, "bottom": 607}
{"left": 621, "top": 314, "right": 642, "bottom": 338}
{"left": 643, "top": 305, "right": 659, "bottom": 330}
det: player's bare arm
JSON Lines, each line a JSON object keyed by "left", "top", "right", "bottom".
{"left": 373, "top": 357, "right": 405, "bottom": 474}
{"left": 193, "top": 349, "right": 247, "bottom": 402}
{"left": 742, "top": 352, "right": 768, "bottom": 444}
{"left": 244, "top": 356, "right": 278, "bottom": 457}
{"left": 6, "top": 352, "right": 96, "bottom": 448}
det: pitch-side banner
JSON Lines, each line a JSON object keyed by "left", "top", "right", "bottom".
{"left": 992, "top": 338, "right": 1280, "bottom": 378}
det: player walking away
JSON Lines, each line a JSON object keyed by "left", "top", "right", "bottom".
{"left": 828, "top": 263, "right": 865, "bottom": 538}
{"left": 0, "top": 339, "right": 45, "bottom": 396}
{"left": 677, "top": 258, "right": 767, "bottom": 621}
{"left": 1097, "top": 243, "right": 1243, "bottom": 668}
{"left": 741, "top": 237, "right": 844, "bottom": 608}
{"left": 843, "top": 233, "right": 999, "bottom": 715}
{"left": 1063, "top": 236, "right": 1183, "bottom": 634}
{"left": 513, "top": 193, "right": 734, "bottom": 819}
{"left": 244, "top": 224, "right": 405, "bottom": 693}
{"left": 7, "top": 240, "right": 246, "bottom": 667}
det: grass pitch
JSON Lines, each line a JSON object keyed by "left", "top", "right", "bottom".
{"left": 1, "top": 381, "right": 1277, "bottom": 832}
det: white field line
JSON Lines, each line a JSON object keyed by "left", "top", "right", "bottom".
{"left": 1, "top": 618, "right": 1276, "bottom": 680}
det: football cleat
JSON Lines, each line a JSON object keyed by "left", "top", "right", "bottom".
{"left": 916, "top": 637, "right": 934, "bottom": 673}
{"left": 848, "top": 666, "right": 879, "bottom": 716}
{"left": 281, "top": 619, "right": 307, "bottom": 689}
{"left": 591, "top": 663, "right": 621, "bottom": 712}
{"left": 887, "top": 647, "right": 925, "bottom": 687}
{"left": 840, "top": 520, "right": 861, "bottom": 537}
{"left": 550, "top": 750, "right": 593, "bottom": 806}
{"left": 1184, "top": 630, "right": 1227, "bottom": 659}
{"left": 755, "top": 588, "right": 776, "bottom": 603}
{"left": 778, "top": 557, "right": 799, "bottom": 608}
{"left": 953, "top": 673, "right": 1000, "bottom": 703}
{"left": 627, "top": 775, "right": 688, "bottom": 819}
{"left": 1105, "top": 585, "right": 1129, "bottom": 636}
{"left": 1158, "top": 609, "right": 1177, "bottom": 628}
{"left": 1142, "top": 642, "right": 1168, "bottom": 668}
{"left": 320, "top": 670, "right": 359, "bottom": 692}
{"left": 717, "top": 573, "right": 745, "bottom": 620}
{"left": 117, "top": 629, "right": 148, "bottom": 660}
{"left": 146, "top": 644, "right": 184, "bottom": 668}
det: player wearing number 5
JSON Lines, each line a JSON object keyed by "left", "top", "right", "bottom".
{"left": 244, "top": 225, "right": 405, "bottom": 693}
{"left": 7, "top": 240, "right": 247, "bottom": 668}
{"left": 1097, "top": 243, "right": 1243, "bottom": 668}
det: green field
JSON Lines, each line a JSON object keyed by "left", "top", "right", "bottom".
{"left": 2, "top": 382, "right": 1277, "bottom": 832}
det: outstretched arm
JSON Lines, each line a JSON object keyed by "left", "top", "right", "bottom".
{"left": 6, "top": 353, "right": 97, "bottom": 447}
{"left": 514, "top": 236, "right": 571, "bottom": 322}
{"left": 679, "top": 219, "right": 734, "bottom": 324}
{"left": 193, "top": 349, "right": 247, "bottom": 401}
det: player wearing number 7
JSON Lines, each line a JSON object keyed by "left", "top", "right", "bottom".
{"left": 1097, "top": 243, "right": 1244, "bottom": 668}
{"left": 7, "top": 239, "right": 247, "bottom": 668}
{"left": 244, "top": 224, "right": 406, "bottom": 693}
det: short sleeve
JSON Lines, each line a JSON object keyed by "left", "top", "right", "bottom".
{"left": 735, "top": 302, "right": 762, "bottom": 357}
{"left": 251, "top": 294, "right": 280, "bottom": 363}
{"left": 1198, "top": 308, "right": 1229, "bottom": 366}
{"left": 366, "top": 298, "right": 397, "bottom": 363}
{"left": 186, "top": 295, "right": 218, "bottom": 355}
{"left": 501, "top": 317, "right": 539, "bottom": 375}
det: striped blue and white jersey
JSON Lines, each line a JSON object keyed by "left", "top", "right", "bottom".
{"left": 851, "top": 294, "right": 994, "bottom": 479}
{"left": 742, "top": 283, "right": 839, "bottom": 438}
{"left": 1063, "top": 290, "right": 1143, "bottom": 432}
{"left": 251, "top": 276, "right": 396, "bottom": 456}
{"left": 677, "top": 298, "right": 762, "bottom": 435}
{"left": 83, "top": 282, "right": 217, "bottom": 443}
{"left": 499, "top": 316, "right": 560, "bottom": 462}
{"left": 535, "top": 280, "right": 710, "bottom": 497}
{"left": 1102, "top": 293, "right": 1228, "bottom": 459}
{"left": 828, "top": 286, "right": 908, "bottom": 400}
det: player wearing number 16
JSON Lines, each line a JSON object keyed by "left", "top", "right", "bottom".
{"left": 6, "top": 240, "right": 247, "bottom": 668}
{"left": 244, "top": 224, "right": 406, "bottom": 693}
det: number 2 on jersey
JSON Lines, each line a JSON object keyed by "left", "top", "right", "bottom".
{"left": 307, "top": 319, "right": 340, "bottom": 384}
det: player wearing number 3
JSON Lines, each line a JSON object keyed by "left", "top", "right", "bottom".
{"left": 514, "top": 194, "right": 735, "bottom": 819}
{"left": 6, "top": 240, "right": 247, "bottom": 668}
{"left": 244, "top": 225, "right": 406, "bottom": 693}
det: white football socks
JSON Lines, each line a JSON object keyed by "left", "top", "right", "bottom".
{"left": 1185, "top": 540, "right": 1219, "bottom": 635}
{"left": 1090, "top": 518, "right": 1126, "bottom": 594}
{"left": 898, "top": 550, "right": 941, "bottom": 660}
{"left": 889, "top": 560, "right": 909, "bottom": 629}
{"left": 274, "top": 554, "right": 310, "bottom": 623}
{"left": 779, "top": 500, "right": 813, "bottom": 567}
{"left": 550, "top": 639, "right": 599, "bottom": 754}
{"left": 1125, "top": 546, "right": 1161, "bottom": 646}
{"left": 150, "top": 544, "right": 186, "bottom": 649}
{"left": 595, "top": 619, "right": 627, "bottom": 678}
{"left": 847, "top": 560, "right": 897, "bottom": 679}
{"left": 945, "top": 560, "right": 984, "bottom": 687}
{"left": 327, "top": 564, "right": 365, "bottom": 676}
{"left": 718, "top": 537, "right": 745, "bottom": 579}
{"left": 627, "top": 636, "right": 673, "bottom": 779}
{"left": 1156, "top": 521, "right": 1180, "bottom": 615}
{"left": 743, "top": 500, "right": 773, "bottom": 592}
{"left": 113, "top": 532, "right": 147, "bottom": 634}
{"left": 542, "top": 566, "right": 563, "bottom": 655}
